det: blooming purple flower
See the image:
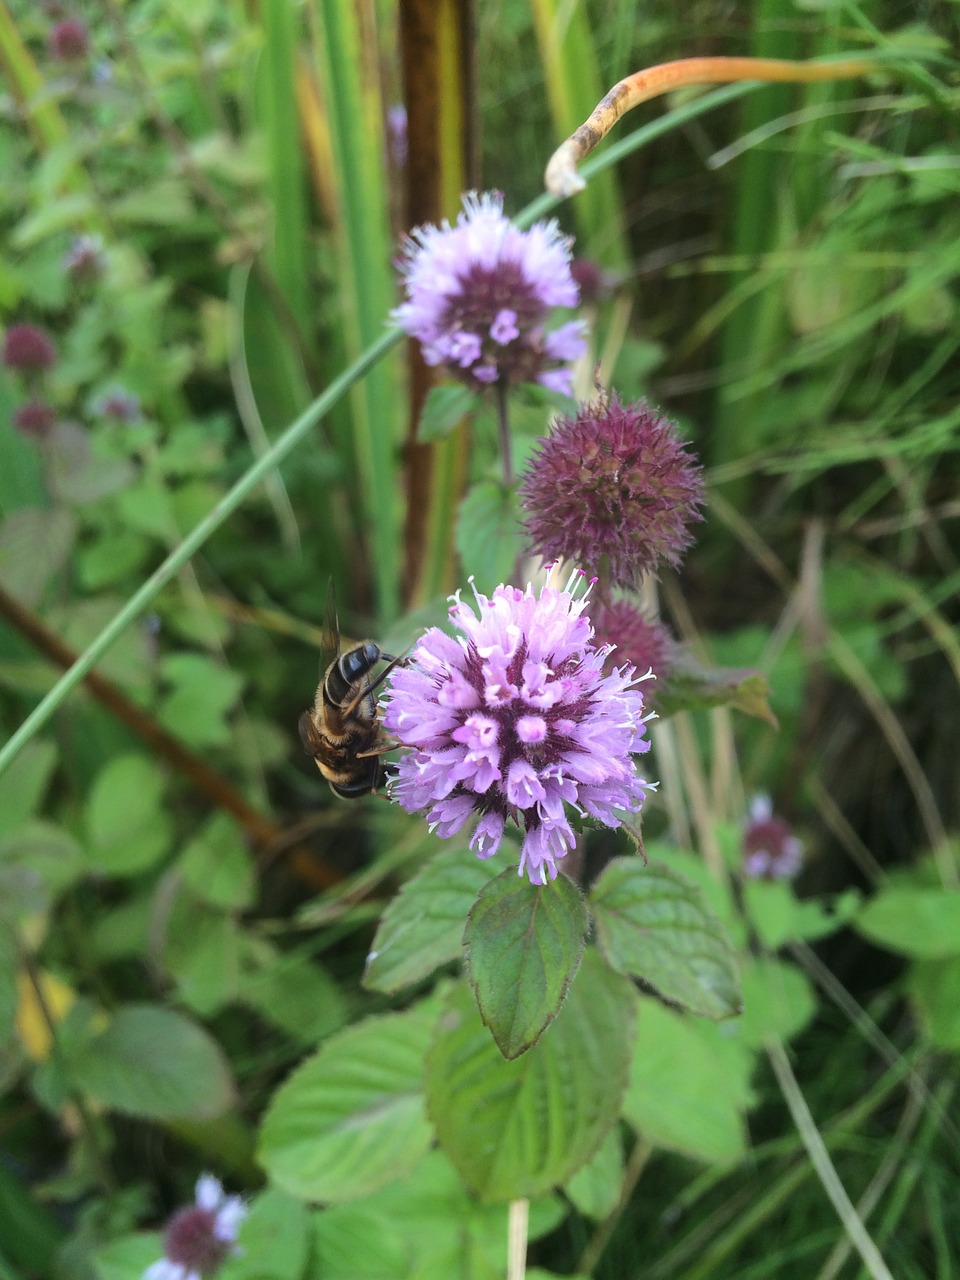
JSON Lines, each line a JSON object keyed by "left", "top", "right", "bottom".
{"left": 383, "top": 574, "right": 653, "bottom": 885}
{"left": 13, "top": 401, "right": 57, "bottom": 438}
{"left": 591, "top": 598, "right": 676, "bottom": 701}
{"left": 392, "top": 191, "right": 587, "bottom": 395}
{"left": 519, "top": 392, "right": 704, "bottom": 586}
{"left": 742, "top": 795, "right": 804, "bottom": 881}
{"left": 2, "top": 324, "right": 57, "bottom": 373}
{"left": 48, "top": 17, "right": 89, "bottom": 61}
{"left": 64, "top": 232, "right": 105, "bottom": 281}
{"left": 143, "top": 1174, "right": 246, "bottom": 1280}
{"left": 92, "top": 386, "right": 142, "bottom": 423}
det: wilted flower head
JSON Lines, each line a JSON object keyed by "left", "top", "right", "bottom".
{"left": 519, "top": 392, "right": 704, "bottom": 586}
{"left": 742, "top": 794, "right": 804, "bottom": 881}
{"left": 64, "top": 232, "right": 105, "bottom": 281}
{"left": 2, "top": 324, "right": 57, "bottom": 373}
{"left": 48, "top": 17, "right": 89, "bottom": 61}
{"left": 392, "top": 191, "right": 586, "bottom": 395}
{"left": 13, "top": 400, "right": 57, "bottom": 438}
{"left": 384, "top": 573, "right": 653, "bottom": 885}
{"left": 144, "top": 1174, "right": 246, "bottom": 1280}
{"left": 92, "top": 386, "right": 142, "bottom": 423}
{"left": 591, "top": 598, "right": 676, "bottom": 698}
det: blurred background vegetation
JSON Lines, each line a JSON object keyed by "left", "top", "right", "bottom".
{"left": 0, "top": 0, "right": 958, "bottom": 1276}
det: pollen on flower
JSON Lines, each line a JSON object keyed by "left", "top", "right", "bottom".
{"left": 742, "top": 795, "right": 804, "bottom": 881}
{"left": 143, "top": 1174, "right": 246, "bottom": 1280}
{"left": 519, "top": 392, "right": 704, "bottom": 586}
{"left": 382, "top": 575, "right": 653, "bottom": 885}
{"left": 392, "top": 191, "right": 587, "bottom": 395}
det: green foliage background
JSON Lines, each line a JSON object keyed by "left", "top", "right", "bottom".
{"left": 0, "top": 0, "right": 959, "bottom": 1277}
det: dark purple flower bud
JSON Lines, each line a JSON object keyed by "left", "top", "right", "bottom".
{"left": 590, "top": 598, "right": 676, "bottom": 700}
{"left": 64, "top": 233, "right": 105, "bottom": 282}
{"left": 144, "top": 1175, "right": 246, "bottom": 1280}
{"left": 48, "top": 17, "right": 89, "bottom": 61}
{"left": 742, "top": 795, "right": 804, "bottom": 881}
{"left": 393, "top": 191, "right": 587, "bottom": 395}
{"left": 570, "top": 257, "right": 615, "bottom": 305}
{"left": 519, "top": 392, "right": 704, "bottom": 586}
{"left": 13, "top": 401, "right": 57, "bottom": 438}
{"left": 2, "top": 324, "right": 57, "bottom": 373}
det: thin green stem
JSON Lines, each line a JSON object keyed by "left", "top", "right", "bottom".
{"left": 495, "top": 378, "right": 514, "bottom": 487}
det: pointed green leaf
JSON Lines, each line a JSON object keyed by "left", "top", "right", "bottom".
{"left": 591, "top": 859, "right": 741, "bottom": 1020}
{"left": 564, "top": 1127, "right": 623, "bottom": 1221}
{"left": 737, "top": 957, "right": 816, "bottom": 1048}
{"left": 180, "top": 813, "right": 255, "bottom": 911}
{"left": 456, "top": 482, "right": 523, "bottom": 596}
{"left": 657, "top": 657, "right": 777, "bottom": 726}
{"left": 70, "top": 1004, "right": 235, "bottom": 1119}
{"left": 85, "top": 754, "right": 172, "bottom": 876}
{"left": 465, "top": 868, "right": 587, "bottom": 1058}
{"left": 417, "top": 385, "right": 478, "bottom": 443}
{"left": 425, "top": 950, "right": 636, "bottom": 1201}
{"left": 363, "top": 843, "right": 502, "bottom": 994}
{"left": 258, "top": 1002, "right": 437, "bottom": 1203}
{"left": 855, "top": 886, "right": 960, "bottom": 959}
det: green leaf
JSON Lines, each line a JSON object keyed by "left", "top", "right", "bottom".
{"left": 258, "top": 1002, "right": 438, "bottom": 1203}
{"left": 417, "top": 385, "right": 478, "bottom": 442}
{"left": 623, "top": 996, "right": 753, "bottom": 1164}
{"left": 465, "top": 869, "right": 587, "bottom": 1058}
{"left": 737, "top": 957, "right": 817, "bottom": 1047}
{"left": 0, "top": 821, "right": 85, "bottom": 917}
{"left": 906, "top": 955, "right": 960, "bottom": 1051}
{"left": 855, "top": 886, "right": 960, "bottom": 959}
{"left": 238, "top": 939, "right": 348, "bottom": 1045}
{"left": 85, "top": 754, "right": 172, "bottom": 876}
{"left": 44, "top": 423, "right": 137, "bottom": 506}
{"left": 657, "top": 656, "right": 777, "bottom": 726}
{"left": 564, "top": 1127, "right": 623, "bottom": 1221}
{"left": 167, "top": 914, "right": 241, "bottom": 1017}
{"left": 70, "top": 1004, "right": 235, "bottom": 1119}
{"left": 0, "top": 508, "right": 76, "bottom": 608}
{"left": 0, "top": 929, "right": 16, "bottom": 1043}
{"left": 455, "top": 482, "right": 523, "bottom": 595}
{"left": 363, "top": 843, "right": 503, "bottom": 994}
{"left": 180, "top": 814, "right": 255, "bottom": 911}
{"left": 744, "top": 879, "right": 860, "bottom": 949}
{"left": 92, "top": 1233, "right": 163, "bottom": 1280}
{"left": 220, "top": 1188, "right": 309, "bottom": 1280}
{"left": 426, "top": 949, "right": 636, "bottom": 1201}
{"left": 159, "top": 653, "right": 244, "bottom": 748}
{"left": 0, "top": 739, "right": 57, "bottom": 838}
{"left": 590, "top": 859, "right": 742, "bottom": 1020}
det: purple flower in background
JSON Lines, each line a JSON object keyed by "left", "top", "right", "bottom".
{"left": 143, "top": 1174, "right": 246, "bottom": 1280}
{"left": 64, "top": 232, "right": 105, "bottom": 281}
{"left": 2, "top": 324, "right": 57, "bottom": 373}
{"left": 92, "top": 386, "right": 142, "bottom": 423}
{"left": 519, "top": 392, "right": 704, "bottom": 585}
{"left": 591, "top": 598, "right": 676, "bottom": 700}
{"left": 13, "top": 401, "right": 57, "bottom": 438}
{"left": 48, "top": 17, "right": 89, "bottom": 61}
{"left": 383, "top": 574, "right": 653, "bottom": 885}
{"left": 387, "top": 103, "right": 408, "bottom": 169}
{"left": 742, "top": 795, "right": 804, "bottom": 881}
{"left": 392, "top": 191, "right": 586, "bottom": 394}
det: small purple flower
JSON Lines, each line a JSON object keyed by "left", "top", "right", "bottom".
{"left": 144, "top": 1174, "right": 246, "bottom": 1280}
{"left": 519, "top": 392, "right": 704, "bottom": 586}
{"left": 64, "top": 233, "right": 105, "bottom": 281}
{"left": 92, "top": 386, "right": 142, "bottom": 423}
{"left": 2, "top": 324, "right": 57, "bottom": 373}
{"left": 383, "top": 573, "right": 653, "bottom": 885}
{"left": 13, "top": 401, "right": 57, "bottom": 438}
{"left": 48, "top": 17, "right": 89, "bottom": 61}
{"left": 392, "top": 191, "right": 587, "bottom": 395}
{"left": 387, "top": 103, "right": 408, "bottom": 169}
{"left": 591, "top": 599, "right": 676, "bottom": 700}
{"left": 742, "top": 795, "right": 804, "bottom": 881}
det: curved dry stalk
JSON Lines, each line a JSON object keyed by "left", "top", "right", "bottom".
{"left": 545, "top": 56, "right": 874, "bottom": 197}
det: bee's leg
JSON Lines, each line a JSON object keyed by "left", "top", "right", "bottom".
{"left": 342, "top": 651, "right": 409, "bottom": 718}
{"left": 354, "top": 735, "right": 403, "bottom": 759}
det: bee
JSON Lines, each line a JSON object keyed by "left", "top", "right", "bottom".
{"left": 299, "top": 586, "right": 405, "bottom": 799}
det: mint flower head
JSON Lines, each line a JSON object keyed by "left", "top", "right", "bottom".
{"left": 2, "top": 324, "right": 57, "bottom": 373}
{"left": 742, "top": 795, "right": 804, "bottom": 881}
{"left": 392, "top": 191, "right": 586, "bottom": 394}
{"left": 144, "top": 1174, "right": 246, "bottom": 1280}
{"left": 519, "top": 393, "right": 704, "bottom": 585}
{"left": 383, "top": 573, "right": 653, "bottom": 885}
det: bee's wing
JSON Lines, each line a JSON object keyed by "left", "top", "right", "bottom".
{"left": 318, "top": 579, "right": 341, "bottom": 683}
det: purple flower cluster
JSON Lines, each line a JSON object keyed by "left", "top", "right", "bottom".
{"left": 384, "top": 575, "right": 652, "bottom": 885}
{"left": 392, "top": 191, "right": 586, "bottom": 395}
{"left": 520, "top": 392, "right": 704, "bottom": 584}
{"left": 742, "top": 795, "right": 804, "bottom": 881}
{"left": 144, "top": 1174, "right": 246, "bottom": 1280}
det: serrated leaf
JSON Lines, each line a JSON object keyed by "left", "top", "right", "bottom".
{"left": 623, "top": 996, "right": 753, "bottom": 1164}
{"left": 855, "top": 886, "right": 960, "bottom": 959}
{"left": 70, "top": 1004, "right": 235, "bottom": 1119}
{"left": 417, "top": 384, "right": 478, "bottom": 442}
{"left": 657, "top": 656, "right": 777, "bottom": 726}
{"left": 591, "top": 859, "right": 741, "bottom": 1020}
{"left": 180, "top": 813, "right": 255, "bottom": 910}
{"left": 426, "top": 949, "right": 636, "bottom": 1201}
{"left": 258, "top": 1002, "right": 437, "bottom": 1203}
{"left": 363, "top": 843, "right": 503, "bottom": 994}
{"left": 85, "top": 754, "right": 171, "bottom": 875}
{"left": 465, "top": 869, "right": 586, "bottom": 1058}
{"left": 455, "top": 481, "right": 523, "bottom": 595}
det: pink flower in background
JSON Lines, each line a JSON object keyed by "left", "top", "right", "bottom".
{"left": 2, "top": 324, "right": 57, "bottom": 373}
{"left": 393, "top": 191, "right": 586, "bottom": 394}
{"left": 519, "top": 393, "right": 703, "bottom": 585}
{"left": 48, "top": 17, "right": 89, "bottom": 61}
{"left": 742, "top": 795, "right": 804, "bottom": 881}
{"left": 384, "top": 574, "right": 653, "bottom": 885}
{"left": 13, "top": 401, "right": 57, "bottom": 438}
{"left": 64, "top": 233, "right": 105, "bottom": 281}
{"left": 143, "top": 1174, "right": 246, "bottom": 1280}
